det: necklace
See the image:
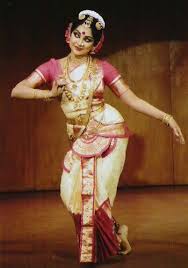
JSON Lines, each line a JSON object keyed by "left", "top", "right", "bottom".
{"left": 68, "top": 54, "right": 88, "bottom": 68}
{"left": 63, "top": 55, "right": 92, "bottom": 102}
{"left": 66, "top": 55, "right": 90, "bottom": 83}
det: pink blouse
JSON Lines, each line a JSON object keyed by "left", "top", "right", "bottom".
{"left": 35, "top": 58, "right": 121, "bottom": 87}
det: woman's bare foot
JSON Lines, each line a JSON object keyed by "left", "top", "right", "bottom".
{"left": 117, "top": 225, "right": 132, "bottom": 255}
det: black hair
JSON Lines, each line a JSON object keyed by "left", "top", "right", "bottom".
{"left": 70, "top": 15, "right": 103, "bottom": 46}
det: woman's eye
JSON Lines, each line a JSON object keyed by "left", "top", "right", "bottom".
{"left": 73, "top": 31, "right": 80, "bottom": 38}
{"left": 84, "top": 37, "right": 93, "bottom": 43}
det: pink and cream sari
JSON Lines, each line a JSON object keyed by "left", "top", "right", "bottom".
{"left": 35, "top": 57, "right": 133, "bottom": 263}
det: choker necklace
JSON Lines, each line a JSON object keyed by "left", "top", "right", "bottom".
{"left": 68, "top": 54, "right": 88, "bottom": 66}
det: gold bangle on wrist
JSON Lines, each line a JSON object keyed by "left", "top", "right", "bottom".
{"left": 162, "top": 113, "right": 173, "bottom": 126}
{"left": 43, "top": 92, "right": 52, "bottom": 102}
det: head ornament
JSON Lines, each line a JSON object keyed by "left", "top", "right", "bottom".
{"left": 65, "top": 10, "right": 105, "bottom": 54}
{"left": 78, "top": 10, "right": 105, "bottom": 30}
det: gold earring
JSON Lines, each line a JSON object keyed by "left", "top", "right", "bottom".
{"left": 90, "top": 47, "right": 96, "bottom": 54}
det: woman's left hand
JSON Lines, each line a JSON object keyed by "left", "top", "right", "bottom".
{"left": 168, "top": 117, "right": 185, "bottom": 144}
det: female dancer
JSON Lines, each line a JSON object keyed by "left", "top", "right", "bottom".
{"left": 11, "top": 9, "right": 185, "bottom": 264}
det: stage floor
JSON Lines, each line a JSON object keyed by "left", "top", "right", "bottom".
{"left": 0, "top": 185, "right": 188, "bottom": 268}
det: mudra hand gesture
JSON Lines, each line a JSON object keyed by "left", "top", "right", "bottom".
{"left": 51, "top": 75, "right": 66, "bottom": 97}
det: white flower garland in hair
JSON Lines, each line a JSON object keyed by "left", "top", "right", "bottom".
{"left": 78, "top": 10, "right": 105, "bottom": 29}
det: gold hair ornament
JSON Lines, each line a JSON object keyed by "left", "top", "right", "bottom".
{"left": 84, "top": 16, "right": 93, "bottom": 28}
{"left": 78, "top": 10, "right": 105, "bottom": 30}
{"left": 95, "top": 21, "right": 103, "bottom": 30}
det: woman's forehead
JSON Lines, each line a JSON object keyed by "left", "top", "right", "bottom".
{"left": 75, "top": 24, "right": 93, "bottom": 37}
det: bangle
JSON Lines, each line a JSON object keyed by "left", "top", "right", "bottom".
{"left": 43, "top": 93, "right": 52, "bottom": 102}
{"left": 162, "top": 113, "right": 173, "bottom": 126}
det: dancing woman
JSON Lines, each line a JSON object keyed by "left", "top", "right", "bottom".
{"left": 11, "top": 9, "right": 185, "bottom": 264}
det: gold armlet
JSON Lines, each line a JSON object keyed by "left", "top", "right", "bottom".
{"left": 161, "top": 113, "right": 173, "bottom": 126}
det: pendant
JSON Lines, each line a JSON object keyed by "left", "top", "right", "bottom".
{"left": 74, "top": 102, "right": 81, "bottom": 109}
{"left": 72, "top": 83, "right": 77, "bottom": 90}
{"left": 82, "top": 82, "right": 87, "bottom": 90}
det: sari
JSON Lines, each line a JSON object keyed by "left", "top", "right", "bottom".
{"left": 35, "top": 56, "right": 133, "bottom": 263}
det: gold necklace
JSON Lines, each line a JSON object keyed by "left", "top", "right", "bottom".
{"left": 66, "top": 55, "right": 90, "bottom": 83}
{"left": 63, "top": 56, "right": 92, "bottom": 102}
{"left": 68, "top": 54, "right": 88, "bottom": 68}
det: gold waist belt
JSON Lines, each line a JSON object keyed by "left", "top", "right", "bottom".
{"left": 66, "top": 105, "right": 104, "bottom": 126}
{"left": 67, "top": 114, "right": 89, "bottom": 125}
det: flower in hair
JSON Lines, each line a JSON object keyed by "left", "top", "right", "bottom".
{"left": 78, "top": 10, "right": 105, "bottom": 30}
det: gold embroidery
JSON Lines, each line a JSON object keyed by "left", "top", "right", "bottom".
{"left": 82, "top": 178, "right": 94, "bottom": 195}
{"left": 82, "top": 196, "right": 93, "bottom": 225}
{"left": 80, "top": 227, "right": 94, "bottom": 262}
{"left": 80, "top": 157, "right": 95, "bottom": 262}
{"left": 72, "top": 135, "right": 111, "bottom": 157}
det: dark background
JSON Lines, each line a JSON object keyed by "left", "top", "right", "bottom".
{"left": 1, "top": 0, "right": 188, "bottom": 60}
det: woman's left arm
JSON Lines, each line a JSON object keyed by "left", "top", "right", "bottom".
{"left": 111, "top": 78, "right": 185, "bottom": 144}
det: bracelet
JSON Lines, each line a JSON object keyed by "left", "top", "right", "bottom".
{"left": 162, "top": 113, "right": 173, "bottom": 126}
{"left": 43, "top": 93, "right": 53, "bottom": 102}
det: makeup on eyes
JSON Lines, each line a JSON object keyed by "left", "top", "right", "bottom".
{"left": 73, "top": 30, "right": 94, "bottom": 43}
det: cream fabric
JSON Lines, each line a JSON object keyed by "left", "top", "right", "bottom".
{"left": 60, "top": 103, "right": 129, "bottom": 213}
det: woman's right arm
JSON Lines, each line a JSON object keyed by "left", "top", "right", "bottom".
{"left": 11, "top": 71, "right": 54, "bottom": 99}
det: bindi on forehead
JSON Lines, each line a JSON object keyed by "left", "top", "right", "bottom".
{"left": 76, "top": 25, "right": 93, "bottom": 37}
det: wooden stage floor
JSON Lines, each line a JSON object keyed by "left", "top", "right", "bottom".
{"left": 0, "top": 185, "right": 188, "bottom": 268}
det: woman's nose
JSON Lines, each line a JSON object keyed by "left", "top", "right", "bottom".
{"left": 78, "top": 38, "right": 84, "bottom": 47}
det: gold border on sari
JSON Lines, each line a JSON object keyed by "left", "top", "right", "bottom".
{"left": 80, "top": 157, "right": 96, "bottom": 263}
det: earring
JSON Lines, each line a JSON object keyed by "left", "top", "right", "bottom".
{"left": 90, "top": 47, "right": 96, "bottom": 54}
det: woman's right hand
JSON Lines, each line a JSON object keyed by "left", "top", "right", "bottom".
{"left": 51, "top": 76, "right": 67, "bottom": 97}
{"left": 168, "top": 117, "right": 185, "bottom": 145}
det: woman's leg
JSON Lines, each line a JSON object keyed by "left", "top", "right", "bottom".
{"left": 117, "top": 224, "right": 132, "bottom": 255}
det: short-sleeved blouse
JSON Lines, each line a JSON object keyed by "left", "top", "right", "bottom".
{"left": 35, "top": 58, "right": 121, "bottom": 87}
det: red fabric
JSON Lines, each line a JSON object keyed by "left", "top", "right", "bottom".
{"left": 100, "top": 60, "right": 121, "bottom": 86}
{"left": 35, "top": 58, "right": 61, "bottom": 83}
{"left": 95, "top": 205, "right": 120, "bottom": 262}
{"left": 72, "top": 200, "right": 120, "bottom": 263}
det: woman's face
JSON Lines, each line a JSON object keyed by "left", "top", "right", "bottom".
{"left": 69, "top": 24, "right": 94, "bottom": 56}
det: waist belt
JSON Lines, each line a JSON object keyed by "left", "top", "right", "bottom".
{"left": 66, "top": 105, "right": 104, "bottom": 126}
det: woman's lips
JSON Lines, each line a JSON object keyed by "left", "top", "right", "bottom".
{"left": 74, "top": 46, "right": 83, "bottom": 51}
